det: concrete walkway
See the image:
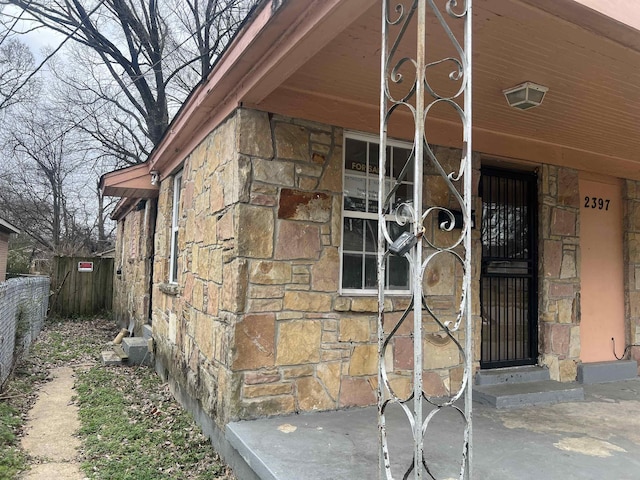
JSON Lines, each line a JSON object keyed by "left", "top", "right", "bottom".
{"left": 227, "top": 378, "right": 640, "bottom": 480}
{"left": 20, "top": 367, "right": 84, "bottom": 480}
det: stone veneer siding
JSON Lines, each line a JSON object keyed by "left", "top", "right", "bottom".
{"left": 539, "top": 166, "right": 581, "bottom": 381}
{"left": 150, "top": 107, "right": 482, "bottom": 426}
{"left": 623, "top": 180, "right": 640, "bottom": 372}
{"left": 113, "top": 200, "right": 156, "bottom": 334}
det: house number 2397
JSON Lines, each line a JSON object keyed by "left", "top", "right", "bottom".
{"left": 584, "top": 196, "right": 610, "bottom": 211}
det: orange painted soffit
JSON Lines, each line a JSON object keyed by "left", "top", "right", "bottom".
{"left": 147, "top": 0, "right": 377, "bottom": 179}
{"left": 100, "top": 162, "right": 158, "bottom": 199}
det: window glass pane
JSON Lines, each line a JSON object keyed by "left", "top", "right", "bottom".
{"left": 392, "top": 146, "right": 413, "bottom": 180}
{"left": 345, "top": 138, "right": 367, "bottom": 173}
{"left": 393, "top": 182, "right": 413, "bottom": 208}
{"left": 342, "top": 254, "right": 363, "bottom": 289}
{"left": 343, "top": 218, "right": 364, "bottom": 251}
{"left": 387, "top": 220, "right": 410, "bottom": 243}
{"left": 364, "top": 255, "right": 377, "bottom": 288}
{"left": 344, "top": 174, "right": 367, "bottom": 212}
{"left": 172, "top": 231, "right": 179, "bottom": 281}
{"left": 172, "top": 179, "right": 181, "bottom": 228}
{"left": 364, "top": 219, "right": 377, "bottom": 252}
{"left": 369, "top": 143, "right": 380, "bottom": 174}
{"left": 388, "top": 255, "right": 409, "bottom": 289}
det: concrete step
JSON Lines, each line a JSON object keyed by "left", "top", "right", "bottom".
{"left": 142, "top": 324, "right": 153, "bottom": 341}
{"left": 578, "top": 360, "right": 638, "bottom": 384}
{"left": 122, "top": 337, "right": 151, "bottom": 365}
{"left": 113, "top": 344, "right": 128, "bottom": 360}
{"left": 473, "top": 380, "right": 584, "bottom": 408}
{"left": 101, "top": 350, "right": 123, "bottom": 366}
{"left": 475, "top": 365, "right": 550, "bottom": 386}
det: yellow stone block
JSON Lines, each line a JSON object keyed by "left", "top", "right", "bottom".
{"left": 339, "top": 317, "right": 371, "bottom": 343}
{"left": 296, "top": 377, "right": 335, "bottom": 411}
{"left": 559, "top": 359, "right": 578, "bottom": 382}
{"left": 243, "top": 383, "right": 292, "bottom": 399}
{"left": 283, "top": 291, "right": 332, "bottom": 312}
{"left": 349, "top": 344, "right": 377, "bottom": 376}
{"left": 249, "top": 260, "right": 292, "bottom": 285}
{"left": 423, "top": 335, "right": 460, "bottom": 370}
{"left": 317, "top": 362, "right": 341, "bottom": 401}
{"left": 194, "top": 312, "right": 214, "bottom": 359}
{"left": 276, "top": 320, "right": 321, "bottom": 365}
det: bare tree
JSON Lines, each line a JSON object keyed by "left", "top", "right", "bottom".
{"left": 3, "top": 0, "right": 256, "bottom": 161}
{"left": 0, "top": 103, "right": 94, "bottom": 253}
{"left": 0, "top": 37, "right": 37, "bottom": 109}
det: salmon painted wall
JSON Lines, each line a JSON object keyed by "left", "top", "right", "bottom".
{"left": 573, "top": 0, "right": 640, "bottom": 32}
{"left": 579, "top": 174, "right": 625, "bottom": 362}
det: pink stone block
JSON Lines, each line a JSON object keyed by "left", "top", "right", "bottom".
{"left": 274, "top": 220, "right": 321, "bottom": 260}
{"left": 543, "top": 240, "right": 562, "bottom": 278}
{"left": 551, "top": 324, "right": 571, "bottom": 356}
{"left": 549, "top": 283, "right": 575, "bottom": 298}
{"left": 550, "top": 208, "right": 576, "bottom": 237}
{"left": 394, "top": 337, "right": 414, "bottom": 370}
{"left": 339, "top": 377, "right": 375, "bottom": 407}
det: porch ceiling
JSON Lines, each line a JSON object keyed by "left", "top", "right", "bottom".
{"left": 250, "top": 0, "right": 640, "bottom": 178}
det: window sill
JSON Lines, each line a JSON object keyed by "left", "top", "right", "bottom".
{"left": 158, "top": 282, "right": 180, "bottom": 296}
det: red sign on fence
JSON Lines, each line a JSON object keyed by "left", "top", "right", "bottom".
{"left": 78, "top": 262, "right": 94, "bottom": 272}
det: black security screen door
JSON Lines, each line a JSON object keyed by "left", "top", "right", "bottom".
{"left": 480, "top": 168, "right": 538, "bottom": 368}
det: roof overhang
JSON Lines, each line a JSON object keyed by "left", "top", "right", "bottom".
{"left": 110, "top": 0, "right": 640, "bottom": 184}
{"left": 147, "top": 0, "right": 378, "bottom": 179}
{"left": 0, "top": 218, "right": 20, "bottom": 235}
{"left": 100, "top": 162, "right": 158, "bottom": 200}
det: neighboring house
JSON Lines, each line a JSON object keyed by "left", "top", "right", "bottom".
{"left": 0, "top": 218, "right": 20, "bottom": 282}
{"left": 101, "top": 0, "right": 640, "bottom": 447}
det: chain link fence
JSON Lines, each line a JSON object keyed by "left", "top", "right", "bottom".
{"left": 0, "top": 276, "right": 50, "bottom": 389}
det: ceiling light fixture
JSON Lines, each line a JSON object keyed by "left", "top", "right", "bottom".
{"left": 503, "top": 82, "right": 548, "bottom": 110}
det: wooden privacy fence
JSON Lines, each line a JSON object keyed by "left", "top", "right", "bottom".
{"left": 51, "top": 256, "right": 114, "bottom": 316}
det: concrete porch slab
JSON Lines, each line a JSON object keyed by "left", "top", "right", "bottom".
{"left": 577, "top": 360, "right": 638, "bottom": 384}
{"left": 226, "top": 379, "right": 640, "bottom": 480}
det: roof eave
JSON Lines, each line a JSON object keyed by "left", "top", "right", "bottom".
{"left": 100, "top": 162, "right": 159, "bottom": 200}
{"left": 0, "top": 218, "right": 20, "bottom": 235}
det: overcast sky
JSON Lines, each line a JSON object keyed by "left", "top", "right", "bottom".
{"left": 4, "top": 5, "right": 66, "bottom": 61}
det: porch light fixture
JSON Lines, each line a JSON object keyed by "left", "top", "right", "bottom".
{"left": 503, "top": 82, "right": 548, "bottom": 110}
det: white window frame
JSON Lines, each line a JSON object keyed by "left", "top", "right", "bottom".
{"left": 340, "top": 132, "right": 413, "bottom": 296}
{"left": 169, "top": 170, "right": 183, "bottom": 284}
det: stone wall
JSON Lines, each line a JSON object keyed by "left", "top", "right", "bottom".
{"left": 113, "top": 200, "right": 156, "bottom": 333}
{"left": 539, "top": 166, "right": 581, "bottom": 381}
{"left": 151, "top": 111, "right": 245, "bottom": 426}
{"left": 150, "top": 107, "right": 481, "bottom": 426}
{"left": 623, "top": 180, "right": 640, "bottom": 372}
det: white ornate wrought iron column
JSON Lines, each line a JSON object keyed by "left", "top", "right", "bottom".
{"left": 378, "top": 1, "right": 473, "bottom": 479}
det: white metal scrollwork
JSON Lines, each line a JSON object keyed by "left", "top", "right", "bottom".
{"left": 378, "top": 1, "right": 473, "bottom": 479}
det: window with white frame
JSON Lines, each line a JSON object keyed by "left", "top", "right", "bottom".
{"left": 169, "top": 170, "right": 183, "bottom": 284}
{"left": 341, "top": 133, "right": 413, "bottom": 294}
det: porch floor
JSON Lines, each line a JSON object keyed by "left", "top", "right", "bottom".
{"left": 226, "top": 378, "right": 640, "bottom": 480}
